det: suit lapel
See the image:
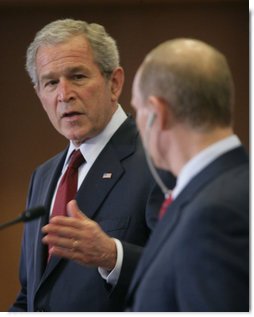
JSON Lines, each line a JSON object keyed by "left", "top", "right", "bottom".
{"left": 76, "top": 116, "right": 137, "bottom": 219}
{"left": 128, "top": 146, "right": 248, "bottom": 300}
{"left": 76, "top": 145, "right": 124, "bottom": 219}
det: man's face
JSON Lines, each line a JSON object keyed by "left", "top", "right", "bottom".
{"left": 131, "top": 72, "right": 149, "bottom": 142}
{"left": 35, "top": 35, "right": 123, "bottom": 146}
{"left": 132, "top": 70, "right": 170, "bottom": 171}
{"left": 131, "top": 71, "right": 158, "bottom": 163}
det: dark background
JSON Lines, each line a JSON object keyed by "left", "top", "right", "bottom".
{"left": 0, "top": 0, "right": 248, "bottom": 311}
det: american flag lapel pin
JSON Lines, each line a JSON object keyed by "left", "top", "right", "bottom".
{"left": 102, "top": 172, "right": 112, "bottom": 179}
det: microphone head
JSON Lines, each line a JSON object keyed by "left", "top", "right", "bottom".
{"left": 21, "top": 206, "right": 47, "bottom": 222}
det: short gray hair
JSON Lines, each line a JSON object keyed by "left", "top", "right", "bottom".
{"left": 26, "top": 18, "right": 120, "bottom": 85}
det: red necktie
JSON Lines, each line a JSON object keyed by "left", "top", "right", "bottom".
{"left": 48, "top": 150, "right": 85, "bottom": 259}
{"left": 159, "top": 194, "right": 173, "bottom": 220}
{"left": 51, "top": 149, "right": 85, "bottom": 218}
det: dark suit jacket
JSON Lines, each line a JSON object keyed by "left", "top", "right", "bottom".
{"left": 10, "top": 117, "right": 175, "bottom": 312}
{"left": 127, "top": 146, "right": 249, "bottom": 312}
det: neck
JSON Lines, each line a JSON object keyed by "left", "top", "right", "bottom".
{"left": 166, "top": 125, "right": 234, "bottom": 176}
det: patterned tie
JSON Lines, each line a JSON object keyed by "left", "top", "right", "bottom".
{"left": 48, "top": 150, "right": 85, "bottom": 259}
{"left": 159, "top": 194, "right": 173, "bottom": 220}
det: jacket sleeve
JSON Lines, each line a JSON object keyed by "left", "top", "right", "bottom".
{"left": 9, "top": 230, "right": 28, "bottom": 312}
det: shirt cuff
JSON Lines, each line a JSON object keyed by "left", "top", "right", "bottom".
{"left": 98, "top": 238, "right": 123, "bottom": 286}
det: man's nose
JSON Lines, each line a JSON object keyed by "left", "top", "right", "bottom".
{"left": 57, "top": 79, "right": 75, "bottom": 102}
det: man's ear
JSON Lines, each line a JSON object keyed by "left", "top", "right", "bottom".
{"left": 110, "top": 67, "right": 125, "bottom": 102}
{"left": 148, "top": 96, "right": 171, "bottom": 130}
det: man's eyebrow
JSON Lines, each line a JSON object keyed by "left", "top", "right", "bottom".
{"left": 40, "top": 72, "right": 56, "bottom": 82}
{"left": 40, "top": 66, "right": 89, "bottom": 81}
{"left": 38, "top": 73, "right": 58, "bottom": 87}
{"left": 67, "top": 66, "right": 88, "bottom": 73}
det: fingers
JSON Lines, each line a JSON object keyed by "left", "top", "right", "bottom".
{"left": 42, "top": 222, "right": 79, "bottom": 240}
{"left": 41, "top": 201, "right": 117, "bottom": 268}
{"left": 43, "top": 227, "right": 82, "bottom": 262}
{"left": 42, "top": 234, "right": 74, "bottom": 249}
{"left": 47, "top": 237, "right": 82, "bottom": 262}
{"left": 41, "top": 200, "right": 92, "bottom": 258}
{"left": 47, "top": 200, "right": 89, "bottom": 228}
{"left": 43, "top": 233, "right": 77, "bottom": 250}
{"left": 67, "top": 200, "right": 88, "bottom": 220}
{"left": 49, "top": 246, "right": 79, "bottom": 262}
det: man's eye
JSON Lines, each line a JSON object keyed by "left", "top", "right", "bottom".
{"left": 72, "top": 74, "right": 86, "bottom": 80}
{"left": 44, "top": 80, "right": 58, "bottom": 87}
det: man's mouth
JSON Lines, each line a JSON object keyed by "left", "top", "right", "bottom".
{"left": 62, "top": 111, "right": 82, "bottom": 118}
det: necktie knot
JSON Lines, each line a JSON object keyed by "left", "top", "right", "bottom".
{"left": 69, "top": 150, "right": 85, "bottom": 170}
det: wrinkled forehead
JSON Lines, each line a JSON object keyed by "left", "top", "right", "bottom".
{"left": 35, "top": 37, "right": 95, "bottom": 72}
{"left": 36, "top": 35, "right": 92, "bottom": 62}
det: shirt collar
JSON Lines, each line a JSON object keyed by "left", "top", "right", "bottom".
{"left": 172, "top": 134, "right": 241, "bottom": 199}
{"left": 64, "top": 104, "right": 127, "bottom": 168}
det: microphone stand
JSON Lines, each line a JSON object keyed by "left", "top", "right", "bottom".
{"left": 0, "top": 216, "right": 24, "bottom": 230}
{"left": 0, "top": 206, "right": 47, "bottom": 230}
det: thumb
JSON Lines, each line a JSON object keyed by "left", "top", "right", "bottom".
{"left": 67, "top": 200, "right": 88, "bottom": 220}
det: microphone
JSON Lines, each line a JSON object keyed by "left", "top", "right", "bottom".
{"left": 0, "top": 206, "right": 47, "bottom": 230}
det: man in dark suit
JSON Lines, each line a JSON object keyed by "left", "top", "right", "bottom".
{"left": 127, "top": 38, "right": 249, "bottom": 311}
{"left": 10, "top": 19, "right": 175, "bottom": 312}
